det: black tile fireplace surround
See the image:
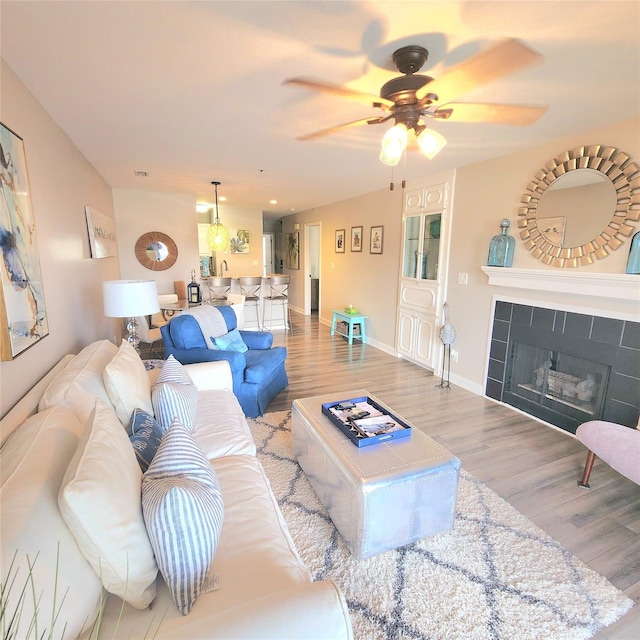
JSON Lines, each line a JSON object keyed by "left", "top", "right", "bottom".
{"left": 486, "top": 301, "right": 640, "bottom": 434}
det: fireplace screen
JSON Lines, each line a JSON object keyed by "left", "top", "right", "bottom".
{"left": 504, "top": 341, "right": 610, "bottom": 430}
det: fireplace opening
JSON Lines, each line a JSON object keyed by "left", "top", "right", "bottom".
{"left": 486, "top": 302, "right": 640, "bottom": 434}
{"left": 503, "top": 340, "right": 611, "bottom": 432}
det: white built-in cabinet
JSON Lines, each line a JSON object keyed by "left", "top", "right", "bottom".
{"left": 396, "top": 171, "right": 455, "bottom": 372}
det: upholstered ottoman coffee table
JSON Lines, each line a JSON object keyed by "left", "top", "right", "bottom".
{"left": 291, "top": 390, "right": 460, "bottom": 559}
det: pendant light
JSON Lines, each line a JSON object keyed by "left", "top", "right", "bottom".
{"left": 207, "top": 180, "right": 230, "bottom": 253}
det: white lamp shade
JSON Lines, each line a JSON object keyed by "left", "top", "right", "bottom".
{"left": 103, "top": 280, "right": 160, "bottom": 318}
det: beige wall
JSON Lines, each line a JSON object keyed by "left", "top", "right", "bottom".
{"left": 0, "top": 61, "right": 119, "bottom": 417}
{"left": 2, "top": 54, "right": 636, "bottom": 415}
{"left": 283, "top": 118, "right": 639, "bottom": 389}
{"left": 114, "top": 193, "right": 265, "bottom": 293}
{"left": 281, "top": 188, "right": 404, "bottom": 350}
{"left": 211, "top": 205, "right": 267, "bottom": 278}
{"left": 446, "top": 117, "right": 640, "bottom": 392}
{"left": 113, "top": 189, "right": 199, "bottom": 293}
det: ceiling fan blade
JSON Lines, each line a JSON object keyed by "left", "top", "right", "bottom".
{"left": 434, "top": 102, "right": 548, "bottom": 126}
{"left": 296, "top": 116, "right": 390, "bottom": 141}
{"left": 283, "top": 77, "right": 394, "bottom": 109}
{"left": 416, "top": 39, "right": 543, "bottom": 104}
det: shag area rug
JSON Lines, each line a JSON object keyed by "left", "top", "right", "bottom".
{"left": 247, "top": 411, "right": 633, "bottom": 640}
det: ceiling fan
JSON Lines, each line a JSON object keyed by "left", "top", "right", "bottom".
{"left": 283, "top": 39, "right": 548, "bottom": 165}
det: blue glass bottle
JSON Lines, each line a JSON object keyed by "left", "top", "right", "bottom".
{"left": 626, "top": 231, "right": 640, "bottom": 274}
{"left": 487, "top": 218, "right": 515, "bottom": 267}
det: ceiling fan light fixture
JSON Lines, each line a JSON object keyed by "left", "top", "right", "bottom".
{"left": 379, "top": 123, "right": 408, "bottom": 165}
{"left": 379, "top": 147, "right": 402, "bottom": 166}
{"left": 381, "top": 123, "right": 408, "bottom": 153}
{"left": 207, "top": 181, "right": 230, "bottom": 253}
{"left": 417, "top": 128, "right": 447, "bottom": 160}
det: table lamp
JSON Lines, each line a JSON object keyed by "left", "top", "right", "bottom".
{"left": 103, "top": 280, "right": 160, "bottom": 351}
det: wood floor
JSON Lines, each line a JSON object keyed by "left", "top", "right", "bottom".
{"left": 268, "top": 311, "right": 640, "bottom": 639}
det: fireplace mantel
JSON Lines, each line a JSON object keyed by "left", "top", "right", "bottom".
{"left": 481, "top": 267, "right": 640, "bottom": 302}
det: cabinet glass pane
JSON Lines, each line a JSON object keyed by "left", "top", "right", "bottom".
{"left": 402, "top": 216, "right": 421, "bottom": 278}
{"left": 422, "top": 214, "right": 441, "bottom": 280}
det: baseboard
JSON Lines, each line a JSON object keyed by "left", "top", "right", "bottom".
{"left": 447, "top": 374, "right": 483, "bottom": 395}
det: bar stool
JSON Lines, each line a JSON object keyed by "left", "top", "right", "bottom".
{"left": 264, "top": 275, "right": 292, "bottom": 332}
{"left": 238, "top": 276, "right": 263, "bottom": 329}
{"left": 206, "top": 277, "right": 231, "bottom": 302}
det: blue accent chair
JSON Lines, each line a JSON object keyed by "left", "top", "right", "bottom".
{"left": 160, "top": 306, "right": 288, "bottom": 418}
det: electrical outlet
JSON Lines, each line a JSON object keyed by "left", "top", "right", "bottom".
{"left": 457, "top": 272, "right": 468, "bottom": 285}
{"left": 450, "top": 349, "right": 459, "bottom": 362}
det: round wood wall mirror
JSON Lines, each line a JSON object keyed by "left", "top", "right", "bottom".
{"left": 135, "top": 231, "right": 178, "bottom": 271}
{"left": 517, "top": 145, "right": 640, "bottom": 268}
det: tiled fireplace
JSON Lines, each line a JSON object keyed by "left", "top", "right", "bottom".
{"left": 486, "top": 301, "right": 640, "bottom": 433}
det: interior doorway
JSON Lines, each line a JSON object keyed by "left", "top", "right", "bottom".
{"left": 304, "top": 223, "right": 321, "bottom": 315}
{"left": 262, "top": 233, "right": 275, "bottom": 276}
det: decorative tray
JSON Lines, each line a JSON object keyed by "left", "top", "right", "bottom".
{"left": 321, "top": 396, "right": 412, "bottom": 447}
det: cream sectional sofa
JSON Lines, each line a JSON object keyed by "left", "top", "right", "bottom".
{"left": 0, "top": 339, "right": 352, "bottom": 639}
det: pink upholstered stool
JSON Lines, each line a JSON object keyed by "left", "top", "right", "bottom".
{"left": 575, "top": 420, "right": 640, "bottom": 488}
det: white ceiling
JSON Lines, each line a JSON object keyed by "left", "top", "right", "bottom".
{"left": 2, "top": 1, "right": 638, "bottom": 222}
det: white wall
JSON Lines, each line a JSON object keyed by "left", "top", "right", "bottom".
{"left": 0, "top": 60, "right": 119, "bottom": 417}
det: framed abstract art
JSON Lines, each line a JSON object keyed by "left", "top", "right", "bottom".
{"left": 0, "top": 122, "right": 49, "bottom": 359}
{"left": 285, "top": 231, "right": 300, "bottom": 269}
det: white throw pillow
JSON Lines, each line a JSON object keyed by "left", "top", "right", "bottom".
{"left": 59, "top": 399, "right": 158, "bottom": 609}
{"left": 1, "top": 407, "right": 103, "bottom": 639}
{"left": 104, "top": 339, "right": 153, "bottom": 426}
{"left": 38, "top": 339, "right": 118, "bottom": 422}
{"left": 142, "top": 418, "right": 224, "bottom": 615}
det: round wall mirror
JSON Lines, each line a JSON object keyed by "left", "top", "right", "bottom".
{"left": 135, "top": 231, "right": 178, "bottom": 271}
{"left": 517, "top": 145, "right": 640, "bottom": 268}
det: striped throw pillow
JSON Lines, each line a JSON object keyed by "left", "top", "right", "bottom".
{"left": 151, "top": 355, "right": 197, "bottom": 431}
{"left": 141, "top": 419, "right": 224, "bottom": 616}
{"left": 152, "top": 382, "right": 198, "bottom": 432}
{"left": 155, "top": 355, "right": 193, "bottom": 386}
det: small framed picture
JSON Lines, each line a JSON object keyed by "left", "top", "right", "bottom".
{"left": 370, "top": 225, "right": 384, "bottom": 254}
{"left": 351, "top": 226, "right": 363, "bottom": 252}
{"left": 335, "top": 229, "right": 345, "bottom": 253}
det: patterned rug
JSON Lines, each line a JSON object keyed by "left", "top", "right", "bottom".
{"left": 247, "top": 411, "right": 634, "bottom": 640}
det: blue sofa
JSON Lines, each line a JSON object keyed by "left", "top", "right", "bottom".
{"left": 161, "top": 306, "right": 288, "bottom": 417}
